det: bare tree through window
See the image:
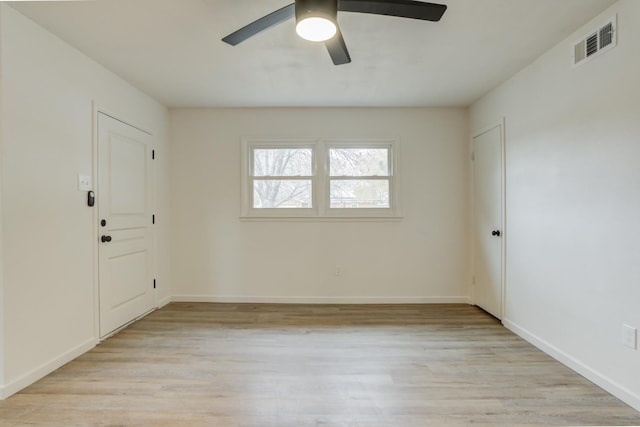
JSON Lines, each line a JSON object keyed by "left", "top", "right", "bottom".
{"left": 329, "top": 148, "right": 390, "bottom": 208}
{"left": 243, "top": 139, "right": 398, "bottom": 217}
{"left": 252, "top": 148, "right": 312, "bottom": 208}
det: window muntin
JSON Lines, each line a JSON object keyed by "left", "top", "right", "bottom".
{"left": 242, "top": 139, "right": 399, "bottom": 218}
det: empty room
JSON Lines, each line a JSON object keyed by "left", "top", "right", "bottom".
{"left": 0, "top": 0, "right": 639, "bottom": 425}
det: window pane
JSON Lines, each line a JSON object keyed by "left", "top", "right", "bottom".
{"left": 253, "top": 180, "right": 312, "bottom": 208}
{"left": 253, "top": 148, "right": 312, "bottom": 177}
{"left": 330, "top": 180, "right": 389, "bottom": 208}
{"left": 329, "top": 148, "right": 389, "bottom": 176}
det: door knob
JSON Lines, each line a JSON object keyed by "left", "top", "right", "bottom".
{"left": 101, "top": 235, "right": 112, "bottom": 243}
{"left": 491, "top": 230, "right": 501, "bottom": 237}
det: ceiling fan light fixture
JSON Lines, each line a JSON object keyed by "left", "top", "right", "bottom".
{"left": 222, "top": 0, "right": 447, "bottom": 65}
{"left": 294, "top": 0, "right": 338, "bottom": 42}
{"left": 296, "top": 16, "right": 336, "bottom": 42}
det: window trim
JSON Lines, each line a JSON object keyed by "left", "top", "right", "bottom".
{"left": 241, "top": 138, "right": 401, "bottom": 219}
{"left": 241, "top": 138, "right": 319, "bottom": 218}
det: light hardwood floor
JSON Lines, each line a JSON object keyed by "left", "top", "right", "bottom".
{"left": 1, "top": 303, "right": 639, "bottom": 426}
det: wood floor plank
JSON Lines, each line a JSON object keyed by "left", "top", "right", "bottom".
{"left": 1, "top": 303, "right": 639, "bottom": 426}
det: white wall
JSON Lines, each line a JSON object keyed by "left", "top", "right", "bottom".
{"left": 0, "top": 4, "right": 5, "bottom": 390}
{"left": 170, "top": 108, "right": 470, "bottom": 303}
{"left": 470, "top": 0, "right": 640, "bottom": 410}
{"left": 0, "top": 4, "right": 170, "bottom": 398}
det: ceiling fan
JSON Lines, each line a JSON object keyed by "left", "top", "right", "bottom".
{"left": 222, "top": 0, "right": 447, "bottom": 65}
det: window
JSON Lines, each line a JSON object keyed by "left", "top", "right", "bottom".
{"left": 328, "top": 146, "right": 391, "bottom": 209}
{"left": 242, "top": 138, "right": 400, "bottom": 218}
{"left": 252, "top": 147, "right": 313, "bottom": 209}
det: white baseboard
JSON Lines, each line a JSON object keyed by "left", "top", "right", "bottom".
{"left": 170, "top": 295, "right": 471, "bottom": 304}
{"left": 157, "top": 295, "right": 172, "bottom": 308}
{"left": 503, "top": 318, "right": 640, "bottom": 412}
{"left": 0, "top": 337, "right": 97, "bottom": 400}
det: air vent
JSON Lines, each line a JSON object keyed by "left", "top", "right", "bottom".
{"left": 573, "top": 16, "right": 616, "bottom": 66}
{"left": 586, "top": 33, "right": 598, "bottom": 57}
{"left": 599, "top": 22, "right": 613, "bottom": 48}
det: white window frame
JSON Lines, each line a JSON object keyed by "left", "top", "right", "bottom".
{"left": 324, "top": 140, "right": 399, "bottom": 218}
{"left": 241, "top": 138, "right": 319, "bottom": 218}
{"left": 241, "top": 138, "right": 401, "bottom": 219}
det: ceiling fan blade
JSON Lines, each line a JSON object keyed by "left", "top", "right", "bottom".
{"left": 338, "top": 0, "right": 447, "bottom": 21}
{"left": 325, "top": 28, "right": 351, "bottom": 65}
{"left": 222, "top": 3, "right": 296, "bottom": 46}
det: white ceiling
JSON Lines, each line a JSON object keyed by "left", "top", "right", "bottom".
{"left": 10, "top": 0, "right": 616, "bottom": 107}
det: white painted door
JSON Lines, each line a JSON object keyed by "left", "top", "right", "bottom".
{"left": 98, "top": 112, "right": 154, "bottom": 337}
{"left": 473, "top": 124, "right": 504, "bottom": 319}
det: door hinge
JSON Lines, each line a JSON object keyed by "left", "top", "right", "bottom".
{"left": 152, "top": 150, "right": 155, "bottom": 160}
{"left": 472, "top": 275, "right": 475, "bottom": 284}
{"left": 153, "top": 279, "right": 156, "bottom": 289}
{"left": 471, "top": 151, "right": 475, "bottom": 161}
{"left": 152, "top": 214, "right": 155, "bottom": 224}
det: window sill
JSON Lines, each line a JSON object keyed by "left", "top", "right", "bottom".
{"left": 239, "top": 215, "right": 403, "bottom": 222}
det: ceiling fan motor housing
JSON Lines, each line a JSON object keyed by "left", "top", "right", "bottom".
{"left": 295, "top": 0, "right": 338, "bottom": 23}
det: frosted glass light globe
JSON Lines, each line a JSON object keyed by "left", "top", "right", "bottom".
{"left": 296, "top": 17, "right": 337, "bottom": 42}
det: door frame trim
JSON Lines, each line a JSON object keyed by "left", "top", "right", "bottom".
{"left": 91, "top": 102, "right": 156, "bottom": 340}
{"left": 471, "top": 118, "right": 506, "bottom": 320}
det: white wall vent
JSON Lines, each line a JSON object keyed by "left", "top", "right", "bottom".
{"left": 573, "top": 16, "right": 617, "bottom": 66}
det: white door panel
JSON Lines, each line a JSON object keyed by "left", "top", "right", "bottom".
{"left": 473, "top": 124, "right": 504, "bottom": 319}
{"left": 109, "top": 251, "right": 148, "bottom": 310}
{"left": 98, "top": 112, "right": 154, "bottom": 337}
{"left": 109, "top": 138, "right": 146, "bottom": 215}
